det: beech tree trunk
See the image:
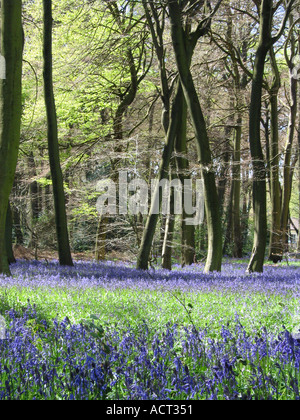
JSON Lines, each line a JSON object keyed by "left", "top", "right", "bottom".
{"left": 168, "top": 0, "right": 222, "bottom": 273}
{"left": 247, "top": 0, "right": 272, "bottom": 273}
{"left": 175, "top": 92, "right": 195, "bottom": 266}
{"left": 0, "top": 0, "right": 23, "bottom": 275}
{"left": 43, "top": 0, "right": 73, "bottom": 267}
{"left": 137, "top": 81, "right": 184, "bottom": 270}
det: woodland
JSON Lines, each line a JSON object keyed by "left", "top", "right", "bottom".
{"left": 0, "top": 0, "right": 299, "bottom": 275}
{"left": 0, "top": 0, "right": 300, "bottom": 402}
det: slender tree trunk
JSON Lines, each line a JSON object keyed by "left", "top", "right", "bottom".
{"left": 6, "top": 203, "right": 16, "bottom": 265}
{"left": 0, "top": 0, "right": 23, "bottom": 275}
{"left": 28, "top": 151, "right": 39, "bottom": 249}
{"left": 12, "top": 204, "right": 23, "bottom": 245}
{"left": 297, "top": 88, "right": 300, "bottom": 253}
{"left": 232, "top": 119, "right": 243, "bottom": 258}
{"left": 43, "top": 0, "right": 73, "bottom": 266}
{"left": 263, "top": 106, "right": 271, "bottom": 192}
{"left": 247, "top": 0, "right": 273, "bottom": 273}
{"left": 95, "top": 215, "right": 107, "bottom": 261}
{"left": 241, "top": 180, "right": 251, "bottom": 252}
{"left": 5, "top": 203, "right": 16, "bottom": 264}
{"left": 162, "top": 170, "right": 175, "bottom": 270}
{"left": 218, "top": 126, "right": 231, "bottom": 216}
{"left": 137, "top": 81, "right": 184, "bottom": 270}
{"left": 168, "top": 0, "right": 222, "bottom": 273}
{"left": 268, "top": 48, "right": 282, "bottom": 263}
{"left": 162, "top": 215, "right": 175, "bottom": 270}
{"left": 222, "top": 9, "right": 247, "bottom": 259}
{"left": 223, "top": 182, "right": 234, "bottom": 255}
{"left": 175, "top": 91, "right": 195, "bottom": 266}
{"left": 159, "top": 214, "right": 167, "bottom": 257}
{"left": 280, "top": 68, "right": 298, "bottom": 254}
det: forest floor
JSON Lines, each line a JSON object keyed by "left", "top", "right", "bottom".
{"left": 12, "top": 245, "right": 133, "bottom": 263}
{"left": 1, "top": 259, "right": 300, "bottom": 400}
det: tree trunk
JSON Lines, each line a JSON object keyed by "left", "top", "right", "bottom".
{"left": 162, "top": 171, "right": 175, "bottom": 270}
{"left": 241, "top": 173, "right": 251, "bottom": 250}
{"left": 43, "top": 0, "right": 73, "bottom": 267}
{"left": 6, "top": 203, "right": 16, "bottom": 265}
{"left": 0, "top": 0, "right": 23, "bottom": 275}
{"left": 280, "top": 67, "right": 298, "bottom": 254}
{"left": 137, "top": 81, "right": 183, "bottom": 270}
{"left": 223, "top": 182, "right": 234, "bottom": 255}
{"left": 28, "top": 151, "right": 39, "bottom": 249}
{"left": 247, "top": 0, "right": 273, "bottom": 273}
{"left": 263, "top": 106, "right": 271, "bottom": 192}
{"left": 168, "top": 0, "right": 222, "bottom": 273}
{"left": 218, "top": 127, "right": 231, "bottom": 216}
{"left": 95, "top": 215, "right": 107, "bottom": 261}
{"left": 268, "top": 48, "right": 282, "bottom": 263}
{"left": 298, "top": 85, "right": 300, "bottom": 253}
{"left": 232, "top": 119, "right": 243, "bottom": 258}
{"left": 175, "top": 91, "right": 195, "bottom": 266}
{"left": 12, "top": 204, "right": 23, "bottom": 245}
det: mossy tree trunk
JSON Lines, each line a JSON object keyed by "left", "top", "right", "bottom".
{"left": 0, "top": 0, "right": 23, "bottom": 275}
{"left": 43, "top": 0, "right": 73, "bottom": 267}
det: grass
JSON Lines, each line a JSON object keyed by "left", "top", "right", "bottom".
{"left": 1, "top": 259, "right": 300, "bottom": 400}
{"left": 0, "top": 263, "right": 299, "bottom": 336}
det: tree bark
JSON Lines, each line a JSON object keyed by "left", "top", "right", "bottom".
{"left": 43, "top": 0, "right": 73, "bottom": 267}
{"left": 162, "top": 170, "right": 175, "bottom": 270}
{"left": 223, "top": 182, "right": 234, "bottom": 255}
{"left": 12, "top": 204, "right": 23, "bottom": 245}
{"left": 95, "top": 215, "right": 107, "bottom": 261}
{"left": 281, "top": 58, "right": 298, "bottom": 254}
{"left": 232, "top": 119, "right": 243, "bottom": 258}
{"left": 247, "top": 0, "right": 295, "bottom": 271}
{"left": 268, "top": 47, "right": 282, "bottom": 263}
{"left": 6, "top": 203, "right": 16, "bottom": 265}
{"left": 0, "top": 0, "right": 23, "bottom": 275}
{"left": 28, "top": 151, "right": 39, "bottom": 249}
{"left": 175, "top": 91, "right": 195, "bottom": 266}
{"left": 168, "top": 0, "right": 222, "bottom": 273}
{"left": 137, "top": 81, "right": 183, "bottom": 270}
{"left": 246, "top": 0, "right": 273, "bottom": 273}
{"left": 298, "top": 81, "right": 300, "bottom": 253}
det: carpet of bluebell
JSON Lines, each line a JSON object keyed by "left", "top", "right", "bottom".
{"left": 0, "top": 260, "right": 300, "bottom": 400}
